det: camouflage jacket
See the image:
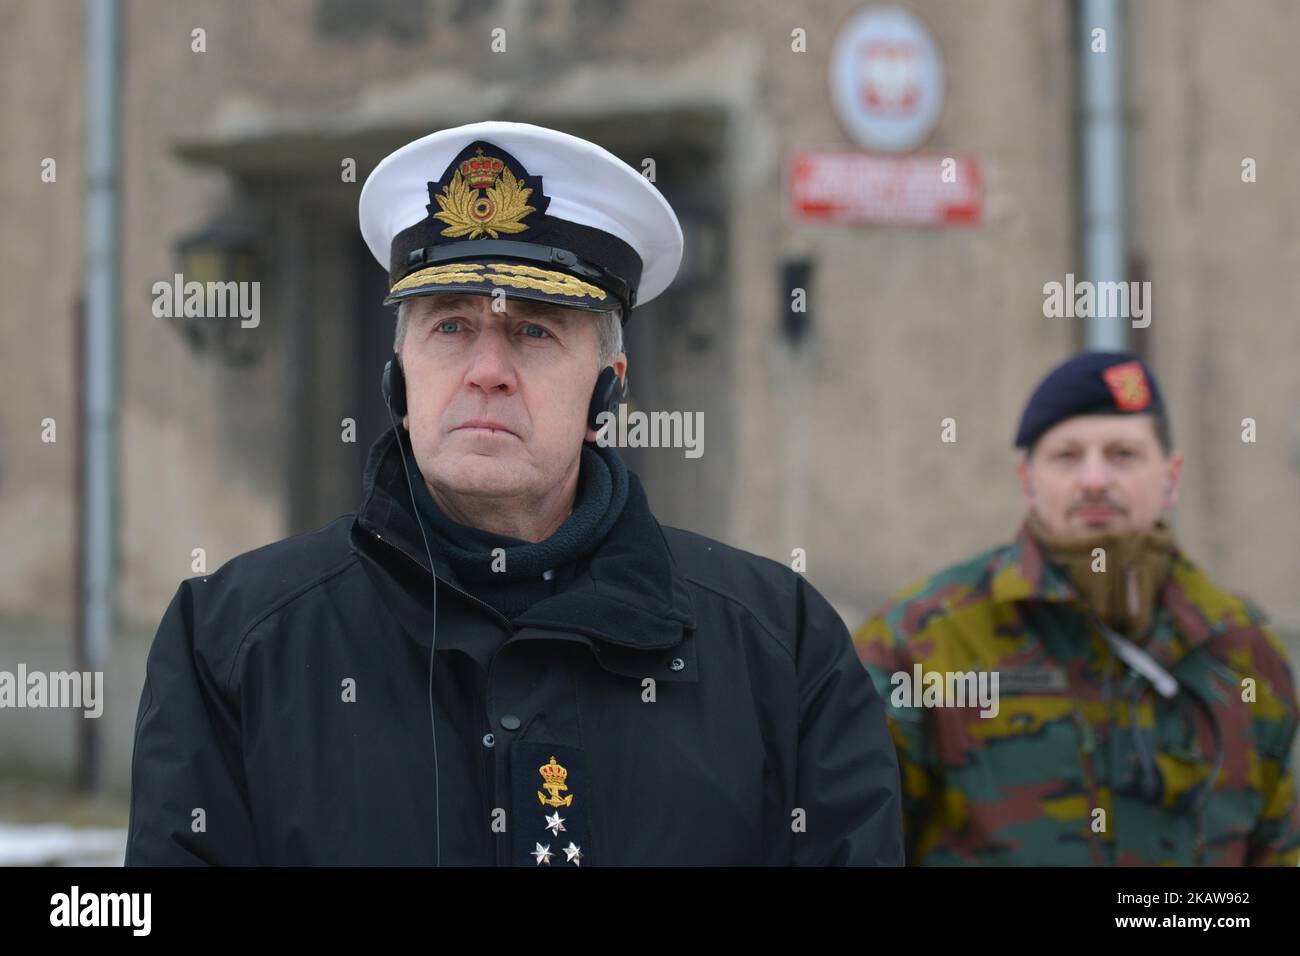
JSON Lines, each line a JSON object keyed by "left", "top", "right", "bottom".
{"left": 854, "top": 521, "right": 1300, "bottom": 866}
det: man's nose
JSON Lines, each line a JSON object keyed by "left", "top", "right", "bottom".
{"left": 1079, "top": 449, "right": 1112, "bottom": 494}
{"left": 463, "top": 331, "right": 517, "bottom": 395}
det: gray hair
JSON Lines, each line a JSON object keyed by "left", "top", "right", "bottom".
{"left": 393, "top": 298, "right": 624, "bottom": 368}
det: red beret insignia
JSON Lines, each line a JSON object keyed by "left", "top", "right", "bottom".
{"left": 1102, "top": 360, "right": 1151, "bottom": 411}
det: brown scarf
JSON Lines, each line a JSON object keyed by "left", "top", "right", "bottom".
{"left": 1025, "top": 512, "right": 1175, "bottom": 641}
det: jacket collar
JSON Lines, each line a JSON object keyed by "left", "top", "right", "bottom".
{"left": 350, "top": 427, "right": 695, "bottom": 651}
{"left": 988, "top": 517, "right": 1221, "bottom": 670}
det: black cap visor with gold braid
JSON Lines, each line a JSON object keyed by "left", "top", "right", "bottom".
{"left": 382, "top": 141, "right": 641, "bottom": 319}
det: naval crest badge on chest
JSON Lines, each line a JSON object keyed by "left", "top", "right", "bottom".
{"left": 537, "top": 755, "right": 575, "bottom": 807}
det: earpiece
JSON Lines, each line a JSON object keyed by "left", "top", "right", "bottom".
{"left": 379, "top": 350, "right": 439, "bottom": 867}
{"left": 587, "top": 365, "right": 626, "bottom": 432}
{"left": 382, "top": 354, "right": 407, "bottom": 418}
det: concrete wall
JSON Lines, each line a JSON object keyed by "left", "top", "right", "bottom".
{"left": 1130, "top": 0, "right": 1300, "bottom": 635}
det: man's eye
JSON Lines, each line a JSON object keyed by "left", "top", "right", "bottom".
{"left": 1054, "top": 450, "right": 1079, "bottom": 461}
{"left": 435, "top": 319, "right": 461, "bottom": 333}
{"left": 521, "top": 323, "right": 551, "bottom": 339}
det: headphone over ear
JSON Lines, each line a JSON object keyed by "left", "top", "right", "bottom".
{"left": 587, "top": 365, "right": 626, "bottom": 432}
{"left": 382, "top": 354, "right": 624, "bottom": 433}
{"left": 382, "top": 354, "right": 407, "bottom": 418}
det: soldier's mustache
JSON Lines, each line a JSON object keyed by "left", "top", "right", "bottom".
{"left": 1068, "top": 497, "right": 1127, "bottom": 515}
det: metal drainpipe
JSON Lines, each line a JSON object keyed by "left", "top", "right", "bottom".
{"left": 80, "top": 0, "right": 121, "bottom": 793}
{"left": 1078, "top": 0, "right": 1129, "bottom": 352}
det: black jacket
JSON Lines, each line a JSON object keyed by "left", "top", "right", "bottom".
{"left": 125, "top": 429, "right": 903, "bottom": 866}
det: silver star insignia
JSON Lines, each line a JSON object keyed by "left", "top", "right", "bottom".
{"left": 563, "top": 842, "right": 583, "bottom": 866}
{"left": 544, "top": 812, "right": 567, "bottom": 836}
{"left": 531, "top": 843, "right": 553, "bottom": 865}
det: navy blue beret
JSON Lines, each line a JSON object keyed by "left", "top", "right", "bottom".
{"left": 1014, "top": 351, "right": 1165, "bottom": 449}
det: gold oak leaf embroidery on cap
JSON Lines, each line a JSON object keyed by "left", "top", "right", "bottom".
{"left": 433, "top": 147, "right": 537, "bottom": 240}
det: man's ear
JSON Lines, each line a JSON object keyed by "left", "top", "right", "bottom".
{"left": 398, "top": 353, "right": 409, "bottom": 431}
{"left": 584, "top": 352, "right": 629, "bottom": 444}
{"left": 1016, "top": 452, "right": 1036, "bottom": 505}
{"left": 1163, "top": 449, "right": 1184, "bottom": 510}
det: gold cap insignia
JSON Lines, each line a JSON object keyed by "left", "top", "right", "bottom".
{"left": 433, "top": 146, "right": 538, "bottom": 240}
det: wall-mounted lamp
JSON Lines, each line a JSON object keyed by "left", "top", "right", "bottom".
{"left": 170, "top": 219, "right": 262, "bottom": 366}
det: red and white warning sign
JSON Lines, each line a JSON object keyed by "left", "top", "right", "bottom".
{"left": 786, "top": 149, "right": 982, "bottom": 228}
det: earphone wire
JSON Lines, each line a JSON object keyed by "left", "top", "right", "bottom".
{"left": 383, "top": 392, "right": 441, "bottom": 868}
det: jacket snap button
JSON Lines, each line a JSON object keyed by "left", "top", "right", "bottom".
{"left": 500, "top": 714, "right": 521, "bottom": 731}
{"left": 669, "top": 658, "right": 685, "bottom": 672}
{"left": 482, "top": 733, "right": 495, "bottom": 748}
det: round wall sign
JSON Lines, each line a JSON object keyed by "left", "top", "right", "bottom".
{"left": 829, "top": 6, "right": 945, "bottom": 152}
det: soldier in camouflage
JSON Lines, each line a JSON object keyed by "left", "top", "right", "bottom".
{"left": 854, "top": 352, "right": 1299, "bottom": 865}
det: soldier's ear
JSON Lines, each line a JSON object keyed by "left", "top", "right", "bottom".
{"left": 1163, "top": 450, "right": 1184, "bottom": 509}
{"left": 1016, "top": 453, "right": 1036, "bottom": 503}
